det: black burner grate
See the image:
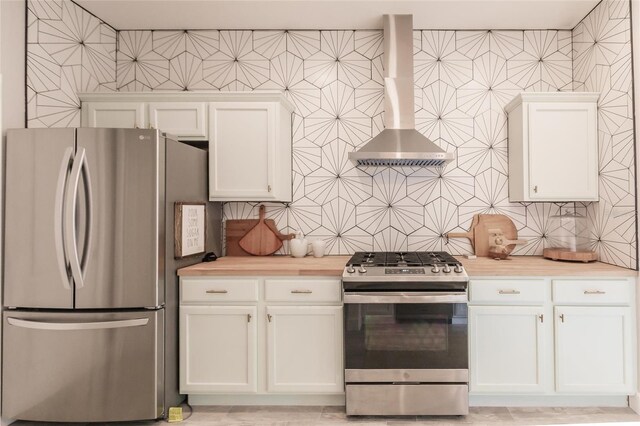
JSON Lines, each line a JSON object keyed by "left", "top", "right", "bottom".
{"left": 346, "top": 251, "right": 460, "bottom": 267}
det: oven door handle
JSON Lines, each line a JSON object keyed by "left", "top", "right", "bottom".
{"left": 343, "top": 292, "right": 468, "bottom": 304}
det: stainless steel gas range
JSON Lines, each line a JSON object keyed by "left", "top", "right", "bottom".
{"left": 342, "top": 251, "right": 469, "bottom": 416}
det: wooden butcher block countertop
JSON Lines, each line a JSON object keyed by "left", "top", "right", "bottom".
{"left": 457, "top": 256, "right": 637, "bottom": 277}
{"left": 178, "top": 255, "right": 636, "bottom": 277}
{"left": 178, "top": 255, "right": 351, "bottom": 276}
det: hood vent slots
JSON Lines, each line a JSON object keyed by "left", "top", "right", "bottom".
{"left": 349, "top": 15, "right": 454, "bottom": 167}
{"left": 357, "top": 159, "right": 445, "bottom": 167}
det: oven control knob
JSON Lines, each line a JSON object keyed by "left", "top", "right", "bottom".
{"left": 443, "top": 264, "right": 451, "bottom": 273}
{"left": 358, "top": 266, "right": 367, "bottom": 274}
{"left": 347, "top": 266, "right": 356, "bottom": 274}
{"left": 454, "top": 264, "right": 464, "bottom": 273}
{"left": 431, "top": 265, "right": 440, "bottom": 273}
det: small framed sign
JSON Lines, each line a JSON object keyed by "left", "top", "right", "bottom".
{"left": 175, "top": 202, "right": 206, "bottom": 259}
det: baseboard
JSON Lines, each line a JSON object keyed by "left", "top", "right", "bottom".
{"left": 469, "top": 394, "right": 629, "bottom": 407}
{"left": 188, "top": 394, "right": 345, "bottom": 406}
{"left": 629, "top": 393, "right": 640, "bottom": 414}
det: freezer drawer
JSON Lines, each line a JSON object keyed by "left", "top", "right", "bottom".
{"left": 2, "top": 310, "right": 164, "bottom": 422}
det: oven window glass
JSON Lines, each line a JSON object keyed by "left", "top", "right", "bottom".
{"left": 344, "top": 302, "right": 468, "bottom": 370}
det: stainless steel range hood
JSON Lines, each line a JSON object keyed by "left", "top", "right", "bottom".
{"left": 349, "top": 15, "right": 454, "bottom": 167}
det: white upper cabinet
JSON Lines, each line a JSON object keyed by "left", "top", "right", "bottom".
{"left": 208, "top": 99, "right": 292, "bottom": 202}
{"left": 79, "top": 92, "right": 294, "bottom": 202}
{"left": 148, "top": 102, "right": 208, "bottom": 140}
{"left": 83, "top": 101, "right": 146, "bottom": 129}
{"left": 505, "top": 93, "right": 599, "bottom": 202}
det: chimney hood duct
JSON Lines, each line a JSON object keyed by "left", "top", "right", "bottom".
{"left": 349, "top": 15, "right": 454, "bottom": 167}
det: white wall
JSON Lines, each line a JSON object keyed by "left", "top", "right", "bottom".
{"left": 0, "top": 1, "right": 25, "bottom": 424}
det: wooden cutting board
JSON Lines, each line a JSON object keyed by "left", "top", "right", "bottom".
{"left": 226, "top": 214, "right": 294, "bottom": 256}
{"left": 238, "top": 205, "right": 283, "bottom": 256}
{"left": 447, "top": 214, "right": 519, "bottom": 257}
{"left": 474, "top": 214, "right": 519, "bottom": 257}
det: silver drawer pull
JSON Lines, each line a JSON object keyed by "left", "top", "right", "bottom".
{"left": 291, "top": 289, "right": 313, "bottom": 294}
{"left": 206, "top": 289, "right": 228, "bottom": 294}
{"left": 498, "top": 289, "right": 521, "bottom": 295}
{"left": 584, "top": 290, "right": 606, "bottom": 295}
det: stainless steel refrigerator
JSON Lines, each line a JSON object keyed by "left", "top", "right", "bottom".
{"left": 2, "top": 128, "right": 221, "bottom": 422}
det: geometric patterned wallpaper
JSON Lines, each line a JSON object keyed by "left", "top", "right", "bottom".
{"left": 25, "top": 0, "right": 637, "bottom": 268}
{"left": 573, "top": 0, "right": 636, "bottom": 269}
{"left": 114, "top": 28, "right": 577, "bottom": 258}
{"left": 26, "top": 0, "right": 116, "bottom": 128}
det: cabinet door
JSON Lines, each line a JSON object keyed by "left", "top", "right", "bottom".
{"left": 209, "top": 102, "right": 276, "bottom": 201}
{"left": 469, "top": 306, "right": 548, "bottom": 393}
{"left": 266, "top": 306, "right": 343, "bottom": 393}
{"left": 148, "top": 102, "right": 207, "bottom": 139}
{"left": 82, "top": 102, "right": 146, "bottom": 129}
{"left": 180, "top": 305, "right": 257, "bottom": 393}
{"left": 527, "top": 102, "right": 598, "bottom": 201}
{"left": 555, "top": 306, "right": 634, "bottom": 394}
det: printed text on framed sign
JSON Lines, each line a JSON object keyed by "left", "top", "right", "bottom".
{"left": 175, "top": 202, "right": 206, "bottom": 258}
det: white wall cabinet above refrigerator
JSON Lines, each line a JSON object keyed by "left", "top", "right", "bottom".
{"left": 505, "top": 92, "right": 599, "bottom": 202}
{"left": 78, "top": 92, "right": 295, "bottom": 202}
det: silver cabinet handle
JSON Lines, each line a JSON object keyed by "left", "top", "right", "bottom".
{"left": 267, "top": 314, "right": 272, "bottom": 322}
{"left": 291, "top": 289, "right": 313, "bottom": 294}
{"left": 206, "top": 289, "right": 228, "bottom": 294}
{"left": 498, "top": 289, "right": 521, "bottom": 295}
{"left": 584, "top": 290, "right": 606, "bottom": 295}
{"left": 7, "top": 317, "right": 149, "bottom": 331}
{"left": 247, "top": 314, "right": 252, "bottom": 323}
{"left": 539, "top": 314, "right": 544, "bottom": 323}
{"left": 64, "top": 148, "right": 87, "bottom": 289}
{"left": 268, "top": 185, "right": 272, "bottom": 192}
{"left": 533, "top": 185, "right": 538, "bottom": 193}
{"left": 55, "top": 147, "right": 74, "bottom": 290}
{"left": 559, "top": 314, "right": 565, "bottom": 323}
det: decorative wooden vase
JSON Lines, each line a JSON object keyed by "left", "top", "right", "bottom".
{"left": 543, "top": 247, "right": 598, "bottom": 263}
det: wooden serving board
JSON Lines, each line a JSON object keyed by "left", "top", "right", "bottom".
{"left": 447, "top": 214, "right": 520, "bottom": 257}
{"left": 543, "top": 247, "right": 598, "bottom": 263}
{"left": 239, "top": 205, "right": 282, "bottom": 256}
{"left": 226, "top": 218, "right": 294, "bottom": 256}
{"left": 474, "top": 214, "right": 518, "bottom": 257}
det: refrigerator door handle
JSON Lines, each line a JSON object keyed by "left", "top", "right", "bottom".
{"left": 64, "top": 147, "right": 86, "bottom": 289}
{"left": 80, "top": 152, "right": 93, "bottom": 277}
{"left": 7, "top": 317, "right": 149, "bottom": 331}
{"left": 55, "top": 147, "right": 73, "bottom": 290}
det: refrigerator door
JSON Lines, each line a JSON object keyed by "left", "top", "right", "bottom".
{"left": 75, "top": 128, "right": 164, "bottom": 309}
{"left": 4, "top": 128, "right": 75, "bottom": 309}
{"left": 2, "top": 309, "right": 164, "bottom": 422}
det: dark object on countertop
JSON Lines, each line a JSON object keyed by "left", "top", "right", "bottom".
{"left": 202, "top": 252, "right": 218, "bottom": 262}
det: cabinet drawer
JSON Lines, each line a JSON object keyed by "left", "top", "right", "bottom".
{"left": 264, "top": 279, "right": 341, "bottom": 303}
{"left": 181, "top": 279, "right": 259, "bottom": 303}
{"left": 552, "top": 280, "right": 633, "bottom": 305}
{"left": 469, "top": 279, "right": 547, "bottom": 304}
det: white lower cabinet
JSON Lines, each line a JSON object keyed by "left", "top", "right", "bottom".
{"left": 555, "top": 306, "right": 633, "bottom": 394}
{"left": 179, "top": 276, "right": 343, "bottom": 400}
{"left": 266, "top": 306, "right": 343, "bottom": 393}
{"left": 469, "top": 305, "right": 547, "bottom": 393}
{"left": 180, "top": 305, "right": 257, "bottom": 393}
{"left": 469, "top": 278, "right": 636, "bottom": 399}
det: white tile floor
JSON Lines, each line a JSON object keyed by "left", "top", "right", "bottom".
{"left": 14, "top": 406, "right": 640, "bottom": 426}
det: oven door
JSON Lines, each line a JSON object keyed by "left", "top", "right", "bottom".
{"left": 343, "top": 292, "right": 468, "bottom": 384}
